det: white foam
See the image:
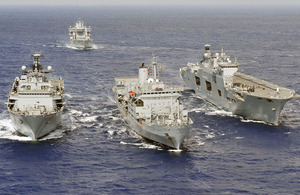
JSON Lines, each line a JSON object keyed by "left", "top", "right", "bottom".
{"left": 65, "top": 43, "right": 102, "bottom": 50}
{"left": 120, "top": 141, "right": 162, "bottom": 150}
{"left": 3, "top": 134, "right": 33, "bottom": 141}
{"left": 139, "top": 143, "right": 161, "bottom": 150}
{"left": 0, "top": 118, "right": 14, "bottom": 131}
{"left": 70, "top": 109, "right": 83, "bottom": 115}
{"left": 39, "top": 129, "right": 65, "bottom": 141}
{"left": 64, "top": 93, "right": 73, "bottom": 98}
{"left": 206, "top": 109, "right": 233, "bottom": 116}
{"left": 240, "top": 118, "right": 268, "bottom": 125}
{"left": 117, "top": 126, "right": 127, "bottom": 134}
{"left": 92, "top": 44, "right": 105, "bottom": 50}
{"left": 190, "top": 107, "right": 206, "bottom": 113}
{"left": 108, "top": 130, "right": 115, "bottom": 136}
{"left": 79, "top": 115, "right": 97, "bottom": 123}
{"left": 205, "top": 133, "right": 215, "bottom": 139}
{"left": 107, "top": 95, "right": 116, "bottom": 104}
{"left": 168, "top": 149, "right": 182, "bottom": 152}
{"left": 65, "top": 44, "right": 79, "bottom": 50}
{"left": 0, "top": 119, "right": 34, "bottom": 141}
{"left": 109, "top": 116, "right": 120, "bottom": 121}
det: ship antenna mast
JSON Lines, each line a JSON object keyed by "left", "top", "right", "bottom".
{"left": 31, "top": 53, "right": 44, "bottom": 72}
{"left": 152, "top": 55, "right": 158, "bottom": 80}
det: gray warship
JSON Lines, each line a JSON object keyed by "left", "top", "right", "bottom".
{"left": 113, "top": 56, "right": 193, "bottom": 149}
{"left": 68, "top": 18, "right": 93, "bottom": 49}
{"left": 180, "top": 45, "right": 296, "bottom": 125}
{"left": 7, "top": 53, "right": 64, "bottom": 140}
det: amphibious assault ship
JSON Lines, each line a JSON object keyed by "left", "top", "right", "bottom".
{"left": 113, "top": 56, "right": 193, "bottom": 149}
{"left": 68, "top": 18, "right": 93, "bottom": 49}
{"left": 180, "top": 45, "right": 296, "bottom": 125}
{"left": 7, "top": 53, "right": 64, "bottom": 140}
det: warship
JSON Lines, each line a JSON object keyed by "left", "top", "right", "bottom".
{"left": 7, "top": 53, "right": 64, "bottom": 140}
{"left": 68, "top": 18, "right": 93, "bottom": 49}
{"left": 113, "top": 56, "right": 193, "bottom": 149}
{"left": 180, "top": 44, "right": 296, "bottom": 125}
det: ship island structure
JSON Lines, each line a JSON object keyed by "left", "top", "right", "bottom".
{"left": 180, "top": 44, "right": 296, "bottom": 125}
{"left": 7, "top": 53, "right": 64, "bottom": 140}
{"left": 113, "top": 56, "right": 193, "bottom": 149}
{"left": 68, "top": 18, "right": 93, "bottom": 50}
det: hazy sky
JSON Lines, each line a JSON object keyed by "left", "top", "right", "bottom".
{"left": 0, "top": 0, "right": 299, "bottom": 6}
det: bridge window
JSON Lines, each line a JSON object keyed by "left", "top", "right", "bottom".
{"left": 218, "top": 90, "right": 221, "bottom": 97}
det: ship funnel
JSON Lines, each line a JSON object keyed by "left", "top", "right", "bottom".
{"left": 139, "top": 63, "right": 149, "bottom": 84}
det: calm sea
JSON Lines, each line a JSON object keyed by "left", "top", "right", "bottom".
{"left": 0, "top": 5, "right": 299, "bottom": 194}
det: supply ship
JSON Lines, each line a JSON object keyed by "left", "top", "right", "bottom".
{"left": 113, "top": 56, "right": 193, "bottom": 149}
{"left": 68, "top": 18, "right": 93, "bottom": 49}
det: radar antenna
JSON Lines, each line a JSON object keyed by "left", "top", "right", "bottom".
{"left": 151, "top": 54, "right": 165, "bottom": 81}
{"left": 31, "top": 53, "right": 44, "bottom": 72}
{"left": 152, "top": 55, "right": 158, "bottom": 80}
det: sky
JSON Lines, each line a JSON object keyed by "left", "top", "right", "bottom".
{"left": 0, "top": 0, "right": 299, "bottom": 6}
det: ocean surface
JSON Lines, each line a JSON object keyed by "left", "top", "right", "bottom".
{"left": 0, "top": 5, "right": 300, "bottom": 194}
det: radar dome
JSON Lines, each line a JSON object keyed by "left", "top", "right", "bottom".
{"left": 47, "top": 66, "right": 52, "bottom": 70}
{"left": 21, "top": 66, "right": 26, "bottom": 70}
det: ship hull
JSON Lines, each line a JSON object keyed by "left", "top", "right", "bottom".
{"left": 181, "top": 69, "right": 292, "bottom": 125}
{"left": 9, "top": 110, "right": 62, "bottom": 140}
{"left": 70, "top": 39, "right": 92, "bottom": 49}
{"left": 229, "top": 93, "right": 290, "bottom": 125}
{"left": 117, "top": 103, "right": 191, "bottom": 150}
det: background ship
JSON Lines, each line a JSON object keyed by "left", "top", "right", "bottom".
{"left": 113, "top": 56, "right": 193, "bottom": 149}
{"left": 180, "top": 45, "right": 296, "bottom": 125}
{"left": 68, "top": 18, "right": 93, "bottom": 49}
{"left": 7, "top": 53, "right": 64, "bottom": 140}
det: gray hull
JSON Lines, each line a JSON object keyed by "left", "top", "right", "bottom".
{"left": 117, "top": 103, "right": 191, "bottom": 149}
{"left": 70, "top": 39, "right": 92, "bottom": 49}
{"left": 181, "top": 70, "right": 292, "bottom": 125}
{"left": 9, "top": 111, "right": 62, "bottom": 140}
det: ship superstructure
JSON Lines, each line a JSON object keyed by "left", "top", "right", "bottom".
{"left": 7, "top": 53, "right": 64, "bottom": 140}
{"left": 68, "top": 18, "right": 93, "bottom": 49}
{"left": 113, "top": 56, "right": 193, "bottom": 149}
{"left": 180, "top": 45, "right": 296, "bottom": 125}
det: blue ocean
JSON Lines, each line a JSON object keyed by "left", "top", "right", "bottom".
{"left": 0, "top": 5, "right": 299, "bottom": 194}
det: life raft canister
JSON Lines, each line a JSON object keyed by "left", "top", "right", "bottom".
{"left": 128, "top": 91, "right": 135, "bottom": 97}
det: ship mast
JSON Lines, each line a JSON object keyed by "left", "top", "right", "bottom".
{"left": 152, "top": 55, "right": 158, "bottom": 80}
{"left": 31, "top": 53, "right": 44, "bottom": 72}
